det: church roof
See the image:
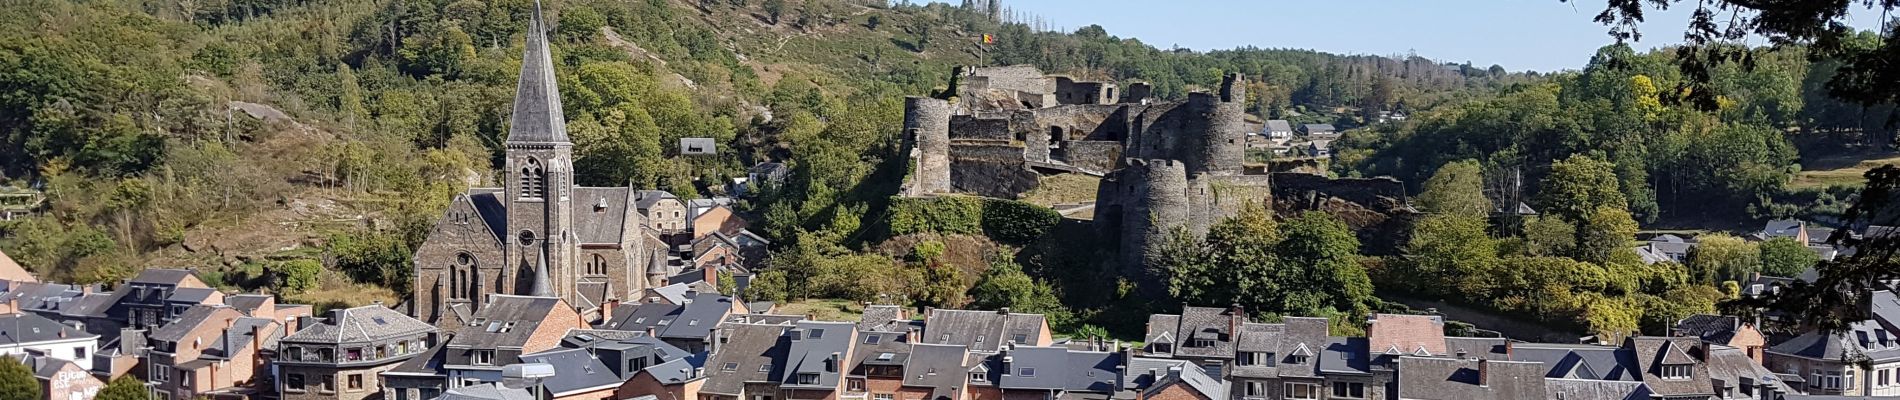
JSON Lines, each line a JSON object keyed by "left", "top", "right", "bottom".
{"left": 467, "top": 189, "right": 510, "bottom": 243}
{"left": 572, "top": 187, "right": 632, "bottom": 244}
{"left": 505, "top": 0, "right": 569, "bottom": 145}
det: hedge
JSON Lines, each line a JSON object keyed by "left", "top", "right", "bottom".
{"left": 887, "top": 196, "right": 1060, "bottom": 245}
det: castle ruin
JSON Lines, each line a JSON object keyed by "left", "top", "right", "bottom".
{"left": 901, "top": 66, "right": 1275, "bottom": 282}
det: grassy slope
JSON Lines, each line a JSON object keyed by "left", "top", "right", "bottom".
{"left": 1791, "top": 153, "right": 1900, "bottom": 190}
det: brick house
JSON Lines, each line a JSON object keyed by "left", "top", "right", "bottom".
{"left": 442, "top": 295, "right": 587, "bottom": 388}
{"left": 1672, "top": 314, "right": 1766, "bottom": 363}
{"left": 17, "top": 354, "right": 103, "bottom": 400}
{"left": 276, "top": 304, "right": 436, "bottom": 400}
{"left": 778, "top": 321, "right": 858, "bottom": 400}
{"left": 145, "top": 304, "right": 282, "bottom": 400}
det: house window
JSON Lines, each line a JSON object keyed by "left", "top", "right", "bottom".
{"left": 1288, "top": 354, "right": 1309, "bottom": 364}
{"left": 808, "top": 329, "right": 824, "bottom": 339}
{"left": 1660, "top": 364, "right": 1692, "bottom": 380}
{"left": 723, "top": 362, "right": 739, "bottom": 372}
{"left": 1152, "top": 343, "right": 1172, "bottom": 353}
{"left": 153, "top": 366, "right": 170, "bottom": 382}
{"left": 1883, "top": 368, "right": 1893, "bottom": 388}
{"left": 286, "top": 346, "right": 303, "bottom": 361}
{"left": 73, "top": 347, "right": 85, "bottom": 359}
{"left": 348, "top": 374, "right": 364, "bottom": 391}
{"left": 1236, "top": 352, "right": 1271, "bottom": 366}
{"left": 1282, "top": 382, "right": 1318, "bottom": 400}
{"left": 847, "top": 379, "right": 865, "bottom": 392}
{"left": 347, "top": 348, "right": 363, "bottom": 361}
{"left": 1243, "top": 382, "right": 1266, "bottom": 397}
{"left": 1331, "top": 382, "right": 1365, "bottom": 399}
{"left": 472, "top": 350, "right": 496, "bottom": 366}
{"left": 1193, "top": 339, "right": 1215, "bottom": 348}
{"left": 760, "top": 364, "right": 773, "bottom": 373}
{"left": 320, "top": 375, "right": 336, "bottom": 394}
{"left": 1011, "top": 334, "right": 1027, "bottom": 344}
{"left": 318, "top": 347, "right": 335, "bottom": 362}
{"left": 873, "top": 394, "right": 894, "bottom": 400}
{"left": 286, "top": 374, "right": 306, "bottom": 392}
{"left": 865, "top": 335, "right": 881, "bottom": 345}
{"left": 181, "top": 370, "right": 193, "bottom": 388}
{"left": 971, "top": 372, "right": 987, "bottom": 382}
{"left": 797, "top": 373, "right": 820, "bottom": 385}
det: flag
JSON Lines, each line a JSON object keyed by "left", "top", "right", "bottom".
{"left": 982, "top": 34, "right": 995, "bottom": 44}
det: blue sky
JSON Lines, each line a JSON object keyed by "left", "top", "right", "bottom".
{"left": 995, "top": 0, "right": 1891, "bottom": 72}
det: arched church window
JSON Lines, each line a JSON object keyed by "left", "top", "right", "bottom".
{"left": 520, "top": 158, "right": 545, "bottom": 199}
{"left": 588, "top": 254, "right": 606, "bottom": 275}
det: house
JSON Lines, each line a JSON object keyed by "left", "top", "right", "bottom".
{"left": 690, "top": 204, "right": 748, "bottom": 241}
{"left": 696, "top": 322, "right": 792, "bottom": 400}
{"left": 778, "top": 321, "right": 858, "bottom": 400}
{"left": 1766, "top": 290, "right": 1900, "bottom": 396}
{"left": 1634, "top": 234, "right": 1697, "bottom": 264}
{"left": 1143, "top": 306, "right": 1244, "bottom": 377}
{"left": 920, "top": 309, "right": 1049, "bottom": 353}
{"left": 15, "top": 354, "right": 103, "bottom": 400}
{"left": 1263, "top": 120, "right": 1294, "bottom": 142}
{"left": 637, "top": 190, "right": 689, "bottom": 233}
{"left": 1762, "top": 219, "right": 1811, "bottom": 244}
{"left": 681, "top": 138, "right": 718, "bottom": 155}
{"left": 603, "top": 291, "right": 746, "bottom": 353}
{"left": 440, "top": 295, "right": 588, "bottom": 389}
{"left": 275, "top": 304, "right": 437, "bottom": 400}
{"left": 1304, "top": 140, "right": 1332, "bottom": 158}
{"left": 1300, "top": 124, "right": 1336, "bottom": 137}
{"left": 1124, "top": 357, "right": 1228, "bottom": 400}
{"left": 842, "top": 330, "right": 911, "bottom": 400}
{"left": 748, "top": 163, "right": 789, "bottom": 188}
{"left": 1367, "top": 314, "right": 1448, "bottom": 365}
{"left": 379, "top": 342, "right": 449, "bottom": 400}
{"left": 0, "top": 313, "right": 97, "bottom": 370}
{"left": 1672, "top": 314, "right": 1766, "bottom": 363}
{"left": 544, "top": 330, "right": 702, "bottom": 400}
{"left": 107, "top": 269, "right": 216, "bottom": 332}
{"left": 1394, "top": 357, "right": 1547, "bottom": 400}
{"left": 146, "top": 304, "right": 283, "bottom": 400}
{"left": 902, "top": 343, "right": 971, "bottom": 400}
{"left": 516, "top": 347, "right": 623, "bottom": 400}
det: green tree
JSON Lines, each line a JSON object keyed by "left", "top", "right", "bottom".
{"left": 1687, "top": 233, "right": 1759, "bottom": 284}
{"left": 968, "top": 257, "right": 1073, "bottom": 328}
{"left": 1276, "top": 212, "right": 1374, "bottom": 318}
{"left": 1758, "top": 237, "right": 1819, "bottom": 277}
{"left": 94, "top": 377, "right": 146, "bottom": 400}
{"left": 1574, "top": 206, "right": 1639, "bottom": 265}
{"left": 1402, "top": 213, "right": 1498, "bottom": 296}
{"left": 746, "top": 270, "right": 790, "bottom": 302}
{"left": 274, "top": 259, "right": 323, "bottom": 295}
{"left": 1537, "top": 154, "right": 1626, "bottom": 224}
{"left": 763, "top": 0, "right": 785, "bottom": 24}
{"left": 1416, "top": 159, "right": 1491, "bottom": 219}
{"left": 0, "top": 357, "right": 40, "bottom": 400}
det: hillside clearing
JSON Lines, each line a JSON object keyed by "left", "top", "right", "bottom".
{"left": 1791, "top": 153, "right": 1900, "bottom": 189}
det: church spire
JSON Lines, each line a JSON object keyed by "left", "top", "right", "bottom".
{"left": 506, "top": 0, "right": 569, "bottom": 145}
{"left": 529, "top": 245, "right": 555, "bottom": 297}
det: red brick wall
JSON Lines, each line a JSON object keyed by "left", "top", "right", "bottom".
{"left": 619, "top": 373, "right": 703, "bottom": 400}
{"left": 43, "top": 362, "right": 103, "bottom": 400}
{"left": 523, "top": 299, "right": 589, "bottom": 354}
{"left": 967, "top": 386, "right": 1003, "bottom": 400}
{"left": 1142, "top": 382, "right": 1209, "bottom": 400}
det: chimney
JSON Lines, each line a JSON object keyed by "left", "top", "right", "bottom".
{"left": 1229, "top": 303, "right": 1244, "bottom": 342}
{"left": 645, "top": 327, "right": 657, "bottom": 337}
{"left": 296, "top": 315, "right": 315, "bottom": 332}
{"left": 252, "top": 324, "right": 265, "bottom": 358}
{"left": 1477, "top": 359, "right": 1490, "bottom": 387}
{"left": 1166, "top": 365, "right": 1182, "bottom": 381}
{"left": 710, "top": 328, "right": 723, "bottom": 355}
{"left": 906, "top": 327, "right": 920, "bottom": 344}
{"left": 80, "top": 285, "right": 93, "bottom": 296}
{"left": 1504, "top": 341, "right": 1514, "bottom": 359}
{"left": 604, "top": 299, "right": 619, "bottom": 319}
{"left": 998, "top": 307, "right": 1009, "bottom": 315}
{"left": 923, "top": 307, "right": 935, "bottom": 319}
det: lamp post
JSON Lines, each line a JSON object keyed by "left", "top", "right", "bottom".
{"left": 502, "top": 363, "right": 555, "bottom": 400}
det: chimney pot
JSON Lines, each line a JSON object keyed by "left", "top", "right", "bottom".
{"left": 1477, "top": 359, "right": 1490, "bottom": 387}
{"left": 998, "top": 307, "right": 1010, "bottom": 315}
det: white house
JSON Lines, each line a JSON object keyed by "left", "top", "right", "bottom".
{"left": 0, "top": 312, "right": 99, "bottom": 370}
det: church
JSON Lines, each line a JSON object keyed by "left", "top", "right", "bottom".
{"left": 410, "top": 4, "right": 669, "bottom": 330}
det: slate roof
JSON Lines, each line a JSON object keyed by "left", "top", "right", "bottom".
{"left": 1125, "top": 357, "right": 1225, "bottom": 399}
{"left": 1672, "top": 314, "right": 1742, "bottom": 344}
{"left": 129, "top": 268, "right": 199, "bottom": 286}
{"left": 0, "top": 312, "right": 94, "bottom": 344}
{"left": 858, "top": 305, "right": 910, "bottom": 332}
{"left": 1543, "top": 378, "right": 1652, "bottom": 400}
{"left": 504, "top": 3, "right": 568, "bottom": 144}
{"left": 849, "top": 330, "right": 911, "bottom": 370}
{"left": 662, "top": 292, "right": 737, "bottom": 340}
{"left": 281, "top": 304, "right": 434, "bottom": 345}
{"left": 225, "top": 294, "right": 272, "bottom": 315}
{"left": 923, "top": 309, "right": 1047, "bottom": 353}
{"left": 1275, "top": 317, "right": 1330, "bottom": 378}
{"left": 1630, "top": 337, "right": 1714, "bottom": 397}
{"left": 203, "top": 317, "right": 277, "bottom": 360}
{"left": 605, "top": 302, "right": 682, "bottom": 332}
{"left": 384, "top": 341, "right": 449, "bottom": 377}
{"left": 1061, "top": 350, "right": 1122, "bottom": 394}
{"left": 448, "top": 295, "right": 562, "bottom": 350}
{"left": 1763, "top": 219, "right": 1806, "bottom": 239}
{"left": 680, "top": 138, "right": 717, "bottom": 155}
{"left": 519, "top": 348, "right": 623, "bottom": 396}
{"left": 1511, "top": 343, "right": 1641, "bottom": 381}
{"left": 1768, "top": 320, "right": 1900, "bottom": 362}
{"left": 993, "top": 346, "right": 1067, "bottom": 390}
{"left": 60, "top": 292, "right": 114, "bottom": 318}
{"left": 1319, "top": 337, "right": 1370, "bottom": 375}
{"left": 466, "top": 190, "right": 510, "bottom": 244}
{"left": 1443, "top": 337, "right": 1511, "bottom": 360}
{"left": 1170, "top": 306, "right": 1239, "bottom": 358}
{"left": 1704, "top": 344, "right": 1793, "bottom": 397}
{"left": 572, "top": 187, "right": 632, "bottom": 244}
{"left": 1368, "top": 314, "right": 1446, "bottom": 357}
{"left": 151, "top": 305, "right": 229, "bottom": 342}
{"left": 902, "top": 343, "right": 970, "bottom": 399}
{"left": 167, "top": 287, "right": 218, "bottom": 303}
{"left": 1395, "top": 356, "right": 1547, "bottom": 400}
{"left": 12, "top": 354, "right": 80, "bottom": 381}
{"left": 780, "top": 321, "right": 855, "bottom": 389}
{"left": 699, "top": 323, "right": 790, "bottom": 396}
{"left": 440, "top": 383, "right": 536, "bottom": 400}
{"left": 634, "top": 190, "right": 679, "bottom": 211}
{"left": 1264, "top": 120, "right": 1293, "bottom": 133}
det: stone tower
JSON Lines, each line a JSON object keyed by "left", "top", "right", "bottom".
{"left": 1116, "top": 159, "right": 1190, "bottom": 278}
{"left": 504, "top": 1, "right": 575, "bottom": 301}
{"left": 904, "top": 96, "right": 952, "bottom": 196}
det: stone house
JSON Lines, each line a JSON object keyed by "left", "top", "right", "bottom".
{"left": 275, "top": 304, "right": 436, "bottom": 400}
{"left": 919, "top": 309, "right": 1049, "bottom": 353}
{"left": 441, "top": 295, "right": 587, "bottom": 389}
{"left": 1672, "top": 314, "right": 1766, "bottom": 363}
{"left": 638, "top": 190, "right": 689, "bottom": 234}
{"left": 16, "top": 354, "right": 102, "bottom": 400}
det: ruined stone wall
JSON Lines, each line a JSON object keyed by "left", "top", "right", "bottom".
{"left": 949, "top": 116, "right": 1012, "bottom": 141}
{"left": 1055, "top": 76, "right": 1117, "bottom": 105}
{"left": 950, "top": 143, "right": 1039, "bottom": 198}
{"left": 1123, "top": 82, "right": 1153, "bottom": 104}
{"left": 1064, "top": 141, "right": 1122, "bottom": 173}
{"left": 904, "top": 97, "right": 952, "bottom": 195}
{"left": 964, "top": 65, "right": 1053, "bottom": 96}
{"left": 1269, "top": 172, "right": 1416, "bottom": 255}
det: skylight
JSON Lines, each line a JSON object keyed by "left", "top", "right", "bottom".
{"left": 877, "top": 353, "right": 894, "bottom": 361}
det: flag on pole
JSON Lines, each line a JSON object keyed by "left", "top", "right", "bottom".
{"left": 982, "top": 34, "right": 995, "bottom": 44}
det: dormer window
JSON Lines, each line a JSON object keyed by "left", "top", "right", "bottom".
{"left": 1661, "top": 364, "right": 1692, "bottom": 380}
{"left": 1289, "top": 354, "right": 1309, "bottom": 364}
{"left": 971, "top": 372, "right": 986, "bottom": 382}
{"left": 1193, "top": 339, "right": 1215, "bottom": 348}
{"left": 1011, "top": 334, "right": 1027, "bottom": 344}
{"left": 1152, "top": 343, "right": 1172, "bottom": 353}
{"left": 796, "top": 373, "right": 820, "bottom": 385}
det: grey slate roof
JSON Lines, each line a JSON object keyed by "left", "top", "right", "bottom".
{"left": 504, "top": 2, "right": 569, "bottom": 145}
{"left": 130, "top": 268, "right": 198, "bottom": 285}
{"left": 438, "top": 383, "right": 535, "bottom": 400}
{"left": 226, "top": 294, "right": 272, "bottom": 315}
{"left": 572, "top": 187, "right": 632, "bottom": 244}
{"left": 858, "top": 305, "right": 910, "bottom": 332}
{"left": 680, "top": 138, "right": 717, "bottom": 155}
{"left": 779, "top": 321, "right": 855, "bottom": 389}
{"left": 1264, "top": 120, "right": 1293, "bottom": 133}
{"left": 1061, "top": 350, "right": 1121, "bottom": 394}
{"left": 1630, "top": 337, "right": 1714, "bottom": 397}
{"left": 849, "top": 330, "right": 911, "bottom": 370}
{"left": 204, "top": 316, "right": 277, "bottom": 360}
{"left": 1126, "top": 357, "right": 1225, "bottom": 400}
{"left": 1763, "top": 219, "right": 1806, "bottom": 239}
{"left": 699, "top": 323, "right": 790, "bottom": 396}
{"left": 1443, "top": 337, "right": 1511, "bottom": 360}
{"left": 923, "top": 309, "right": 1046, "bottom": 353}
{"left": 1543, "top": 378, "right": 1652, "bottom": 400}
{"left": 1672, "top": 314, "right": 1742, "bottom": 344}
{"left": 634, "top": 190, "right": 678, "bottom": 211}
{"left": 993, "top": 346, "right": 1068, "bottom": 390}
{"left": 282, "top": 304, "right": 435, "bottom": 345}
{"left": 1275, "top": 317, "right": 1330, "bottom": 378}
{"left": 1704, "top": 344, "right": 1793, "bottom": 397}
{"left": 519, "top": 348, "right": 624, "bottom": 396}
{"left": 1395, "top": 356, "right": 1547, "bottom": 400}
{"left": 0, "top": 312, "right": 94, "bottom": 344}
{"left": 1170, "top": 306, "right": 1238, "bottom": 359}
{"left": 151, "top": 304, "right": 226, "bottom": 342}
{"left": 385, "top": 341, "right": 449, "bottom": 377}
{"left": 466, "top": 190, "right": 509, "bottom": 244}
{"left": 662, "top": 292, "right": 737, "bottom": 340}
{"left": 167, "top": 287, "right": 218, "bottom": 303}
{"left": 1768, "top": 320, "right": 1900, "bottom": 362}
{"left": 448, "top": 295, "right": 562, "bottom": 349}
{"left": 1512, "top": 343, "right": 1641, "bottom": 381}
{"left": 605, "top": 302, "right": 682, "bottom": 332}
{"left": 1319, "top": 337, "right": 1369, "bottom": 375}
{"left": 902, "top": 343, "right": 969, "bottom": 399}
